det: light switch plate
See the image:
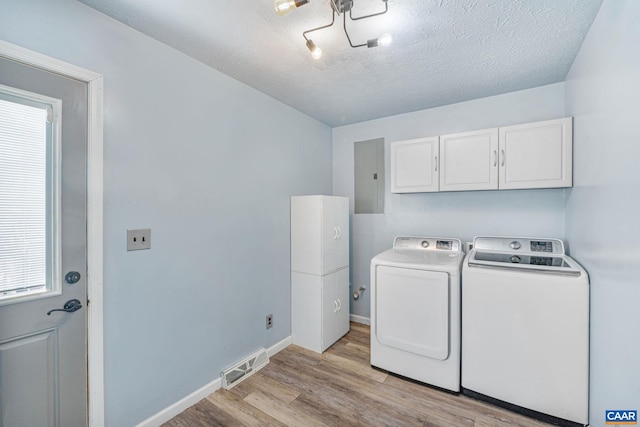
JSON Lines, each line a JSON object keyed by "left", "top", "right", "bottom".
{"left": 127, "top": 229, "right": 151, "bottom": 251}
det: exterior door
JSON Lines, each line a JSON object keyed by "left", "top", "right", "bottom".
{"left": 0, "top": 57, "right": 88, "bottom": 426}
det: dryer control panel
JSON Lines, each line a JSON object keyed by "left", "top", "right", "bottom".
{"left": 393, "top": 236, "right": 461, "bottom": 252}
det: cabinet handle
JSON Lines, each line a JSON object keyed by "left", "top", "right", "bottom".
{"left": 333, "top": 227, "right": 338, "bottom": 240}
{"left": 501, "top": 149, "right": 505, "bottom": 167}
{"left": 493, "top": 150, "right": 497, "bottom": 167}
{"left": 333, "top": 300, "right": 339, "bottom": 313}
{"left": 337, "top": 298, "right": 342, "bottom": 311}
{"left": 435, "top": 156, "right": 438, "bottom": 172}
{"left": 336, "top": 226, "right": 341, "bottom": 239}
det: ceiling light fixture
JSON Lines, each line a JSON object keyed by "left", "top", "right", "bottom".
{"left": 275, "top": 0, "right": 392, "bottom": 60}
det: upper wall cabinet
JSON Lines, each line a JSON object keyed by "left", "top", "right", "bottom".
{"left": 439, "top": 128, "right": 499, "bottom": 192}
{"left": 499, "top": 117, "right": 573, "bottom": 190}
{"left": 390, "top": 117, "right": 573, "bottom": 194}
{"left": 390, "top": 137, "right": 439, "bottom": 193}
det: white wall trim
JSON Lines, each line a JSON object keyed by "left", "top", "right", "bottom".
{"left": 0, "top": 40, "right": 105, "bottom": 427}
{"left": 135, "top": 377, "right": 222, "bottom": 427}
{"left": 350, "top": 314, "right": 371, "bottom": 325}
{"left": 267, "top": 335, "right": 292, "bottom": 358}
{"left": 136, "top": 336, "right": 292, "bottom": 427}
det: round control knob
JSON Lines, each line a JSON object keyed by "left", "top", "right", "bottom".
{"left": 421, "top": 240, "right": 429, "bottom": 248}
{"left": 510, "top": 255, "right": 521, "bottom": 263}
{"left": 510, "top": 241, "right": 521, "bottom": 250}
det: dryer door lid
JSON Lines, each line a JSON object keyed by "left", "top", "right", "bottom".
{"left": 375, "top": 266, "right": 450, "bottom": 360}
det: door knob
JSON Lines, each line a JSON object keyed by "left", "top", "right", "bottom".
{"left": 47, "top": 299, "right": 83, "bottom": 315}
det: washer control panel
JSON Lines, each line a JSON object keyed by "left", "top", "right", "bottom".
{"left": 393, "top": 236, "right": 461, "bottom": 252}
{"left": 473, "top": 236, "right": 565, "bottom": 255}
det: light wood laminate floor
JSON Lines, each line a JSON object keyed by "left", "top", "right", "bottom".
{"left": 163, "top": 323, "right": 551, "bottom": 427}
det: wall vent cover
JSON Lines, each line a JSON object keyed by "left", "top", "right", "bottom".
{"left": 221, "top": 348, "right": 269, "bottom": 390}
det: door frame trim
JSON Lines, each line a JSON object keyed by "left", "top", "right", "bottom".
{"left": 0, "top": 40, "right": 105, "bottom": 426}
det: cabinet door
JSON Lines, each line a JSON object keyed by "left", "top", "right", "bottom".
{"left": 291, "top": 272, "right": 323, "bottom": 353}
{"left": 499, "top": 117, "right": 573, "bottom": 189}
{"left": 321, "top": 196, "right": 349, "bottom": 274}
{"left": 390, "top": 137, "right": 439, "bottom": 193}
{"left": 332, "top": 197, "right": 349, "bottom": 270}
{"left": 321, "top": 268, "right": 350, "bottom": 352}
{"left": 439, "top": 128, "right": 499, "bottom": 192}
{"left": 291, "top": 196, "right": 323, "bottom": 275}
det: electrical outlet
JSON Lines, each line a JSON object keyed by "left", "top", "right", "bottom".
{"left": 266, "top": 314, "right": 273, "bottom": 329}
{"left": 127, "top": 228, "right": 151, "bottom": 251}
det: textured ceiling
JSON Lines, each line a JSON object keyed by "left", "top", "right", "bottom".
{"left": 76, "top": 0, "right": 603, "bottom": 127}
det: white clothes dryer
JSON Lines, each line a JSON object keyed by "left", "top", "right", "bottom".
{"left": 370, "top": 236, "right": 464, "bottom": 392}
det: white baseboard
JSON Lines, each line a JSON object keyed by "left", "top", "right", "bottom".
{"left": 135, "top": 377, "right": 221, "bottom": 427}
{"left": 136, "top": 336, "right": 292, "bottom": 427}
{"left": 350, "top": 314, "right": 371, "bottom": 325}
{"left": 267, "top": 335, "right": 292, "bottom": 358}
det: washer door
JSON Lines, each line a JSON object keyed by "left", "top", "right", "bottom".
{"left": 375, "top": 266, "right": 450, "bottom": 360}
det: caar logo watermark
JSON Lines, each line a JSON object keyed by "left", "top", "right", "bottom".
{"left": 606, "top": 410, "right": 637, "bottom": 425}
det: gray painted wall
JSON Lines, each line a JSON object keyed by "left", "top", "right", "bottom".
{"left": 333, "top": 83, "right": 568, "bottom": 320}
{"left": 0, "top": 1, "right": 332, "bottom": 425}
{"left": 564, "top": 0, "right": 640, "bottom": 423}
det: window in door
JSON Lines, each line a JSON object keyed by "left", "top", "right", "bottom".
{"left": 0, "top": 85, "right": 61, "bottom": 305}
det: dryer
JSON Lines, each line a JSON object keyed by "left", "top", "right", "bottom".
{"left": 462, "top": 236, "right": 589, "bottom": 426}
{"left": 370, "top": 236, "right": 464, "bottom": 392}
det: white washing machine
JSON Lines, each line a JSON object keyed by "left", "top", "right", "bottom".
{"left": 462, "top": 236, "right": 589, "bottom": 426}
{"left": 370, "top": 236, "right": 464, "bottom": 392}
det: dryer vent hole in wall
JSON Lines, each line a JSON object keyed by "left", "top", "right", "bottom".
{"left": 266, "top": 314, "right": 273, "bottom": 329}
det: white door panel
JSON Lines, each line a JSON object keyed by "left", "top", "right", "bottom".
{"left": 375, "top": 266, "right": 449, "bottom": 360}
{"left": 0, "top": 57, "right": 88, "bottom": 426}
{"left": 390, "top": 137, "right": 439, "bottom": 193}
{"left": 499, "top": 117, "right": 573, "bottom": 189}
{"left": 439, "top": 128, "right": 499, "bottom": 191}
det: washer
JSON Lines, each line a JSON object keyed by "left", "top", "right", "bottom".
{"left": 462, "top": 236, "right": 589, "bottom": 426}
{"left": 370, "top": 236, "right": 464, "bottom": 392}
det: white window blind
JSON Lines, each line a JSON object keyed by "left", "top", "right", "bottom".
{"left": 0, "top": 97, "right": 48, "bottom": 298}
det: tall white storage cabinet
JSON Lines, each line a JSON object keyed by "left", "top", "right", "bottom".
{"left": 291, "top": 196, "right": 350, "bottom": 353}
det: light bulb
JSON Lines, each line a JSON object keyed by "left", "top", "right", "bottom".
{"left": 367, "top": 33, "right": 393, "bottom": 48}
{"left": 274, "top": 0, "right": 309, "bottom": 16}
{"left": 306, "top": 39, "right": 323, "bottom": 60}
{"left": 377, "top": 33, "right": 392, "bottom": 47}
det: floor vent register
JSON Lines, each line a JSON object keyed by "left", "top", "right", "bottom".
{"left": 221, "top": 348, "right": 269, "bottom": 390}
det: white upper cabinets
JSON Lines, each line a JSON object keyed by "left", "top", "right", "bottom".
{"left": 390, "top": 137, "right": 440, "bottom": 193}
{"left": 390, "top": 117, "right": 573, "bottom": 193}
{"left": 499, "top": 117, "right": 573, "bottom": 190}
{"left": 439, "top": 128, "right": 499, "bottom": 192}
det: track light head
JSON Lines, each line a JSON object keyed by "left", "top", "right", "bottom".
{"left": 274, "top": 0, "right": 309, "bottom": 16}
{"left": 367, "top": 33, "right": 392, "bottom": 48}
{"left": 306, "top": 39, "right": 323, "bottom": 60}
